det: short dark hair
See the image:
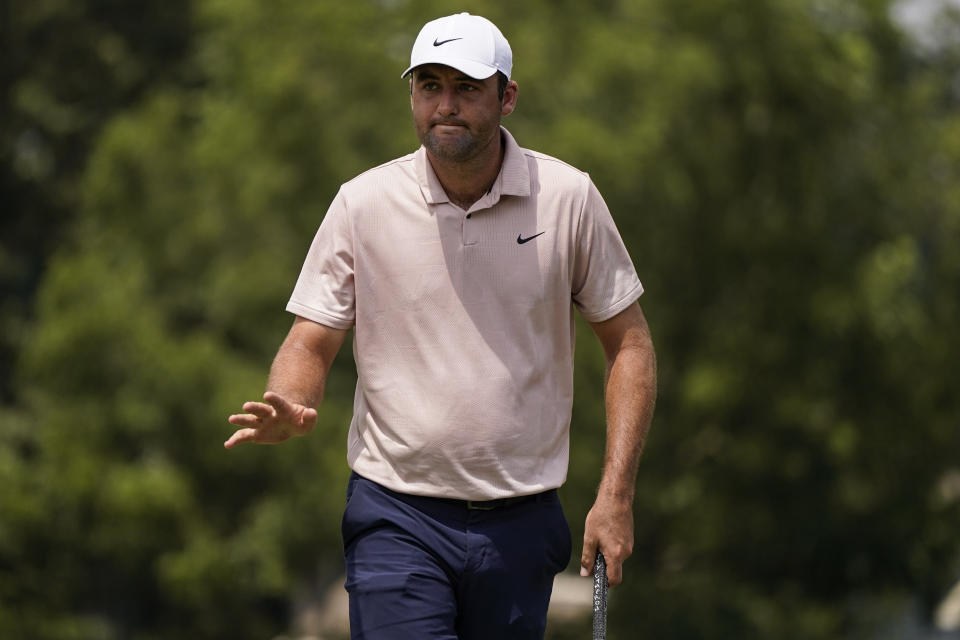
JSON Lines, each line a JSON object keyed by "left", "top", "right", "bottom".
{"left": 496, "top": 71, "right": 508, "bottom": 101}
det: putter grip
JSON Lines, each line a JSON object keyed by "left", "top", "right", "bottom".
{"left": 592, "top": 551, "right": 608, "bottom": 639}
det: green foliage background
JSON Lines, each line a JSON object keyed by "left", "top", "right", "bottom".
{"left": 2, "top": 0, "right": 959, "bottom": 638}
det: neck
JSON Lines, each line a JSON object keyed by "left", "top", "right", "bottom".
{"left": 427, "top": 132, "right": 504, "bottom": 211}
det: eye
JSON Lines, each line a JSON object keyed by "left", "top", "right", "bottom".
{"left": 422, "top": 82, "right": 440, "bottom": 91}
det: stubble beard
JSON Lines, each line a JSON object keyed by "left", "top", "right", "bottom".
{"left": 418, "top": 119, "right": 500, "bottom": 164}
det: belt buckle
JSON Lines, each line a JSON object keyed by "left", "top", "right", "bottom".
{"left": 466, "top": 500, "right": 497, "bottom": 511}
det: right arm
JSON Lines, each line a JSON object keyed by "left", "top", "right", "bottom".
{"left": 224, "top": 316, "right": 349, "bottom": 448}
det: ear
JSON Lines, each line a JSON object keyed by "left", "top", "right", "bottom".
{"left": 501, "top": 80, "right": 519, "bottom": 117}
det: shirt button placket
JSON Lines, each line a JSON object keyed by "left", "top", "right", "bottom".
{"left": 462, "top": 211, "right": 479, "bottom": 246}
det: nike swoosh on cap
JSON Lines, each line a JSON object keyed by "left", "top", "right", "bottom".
{"left": 433, "top": 37, "right": 463, "bottom": 46}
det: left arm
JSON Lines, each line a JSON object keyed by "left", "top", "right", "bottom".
{"left": 579, "top": 301, "right": 657, "bottom": 586}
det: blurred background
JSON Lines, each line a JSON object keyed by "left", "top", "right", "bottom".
{"left": 2, "top": 0, "right": 960, "bottom": 638}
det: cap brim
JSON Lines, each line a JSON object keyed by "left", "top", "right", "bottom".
{"left": 401, "top": 58, "right": 498, "bottom": 80}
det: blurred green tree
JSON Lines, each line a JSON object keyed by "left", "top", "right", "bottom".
{"left": 0, "top": 0, "right": 197, "bottom": 402}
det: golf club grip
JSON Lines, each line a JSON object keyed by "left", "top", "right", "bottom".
{"left": 593, "top": 551, "right": 608, "bottom": 639}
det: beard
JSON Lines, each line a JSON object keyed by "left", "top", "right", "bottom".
{"left": 417, "top": 118, "right": 499, "bottom": 163}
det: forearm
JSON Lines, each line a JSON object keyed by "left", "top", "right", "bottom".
{"left": 578, "top": 303, "right": 658, "bottom": 580}
{"left": 265, "top": 318, "right": 347, "bottom": 408}
{"left": 266, "top": 342, "right": 328, "bottom": 408}
{"left": 597, "top": 331, "right": 657, "bottom": 503}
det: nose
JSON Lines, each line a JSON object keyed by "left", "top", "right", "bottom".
{"left": 437, "top": 85, "right": 458, "bottom": 116}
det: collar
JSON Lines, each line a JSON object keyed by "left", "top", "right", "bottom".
{"left": 416, "top": 126, "right": 531, "bottom": 208}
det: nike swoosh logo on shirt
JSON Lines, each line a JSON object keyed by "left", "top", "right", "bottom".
{"left": 433, "top": 37, "right": 463, "bottom": 46}
{"left": 517, "top": 232, "right": 545, "bottom": 244}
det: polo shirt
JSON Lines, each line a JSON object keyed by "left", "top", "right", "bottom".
{"left": 287, "top": 127, "right": 643, "bottom": 500}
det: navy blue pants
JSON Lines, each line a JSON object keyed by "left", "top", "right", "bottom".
{"left": 341, "top": 473, "right": 572, "bottom": 639}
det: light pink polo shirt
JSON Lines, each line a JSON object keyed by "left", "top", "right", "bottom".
{"left": 288, "top": 128, "right": 643, "bottom": 500}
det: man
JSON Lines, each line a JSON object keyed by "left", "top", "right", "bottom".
{"left": 225, "top": 12, "right": 656, "bottom": 640}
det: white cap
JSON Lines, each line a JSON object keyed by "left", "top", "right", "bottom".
{"left": 401, "top": 13, "right": 512, "bottom": 80}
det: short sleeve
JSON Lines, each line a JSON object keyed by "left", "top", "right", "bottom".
{"left": 571, "top": 179, "right": 644, "bottom": 322}
{"left": 286, "top": 188, "right": 356, "bottom": 329}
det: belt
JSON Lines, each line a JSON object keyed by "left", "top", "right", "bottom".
{"left": 450, "top": 489, "right": 556, "bottom": 511}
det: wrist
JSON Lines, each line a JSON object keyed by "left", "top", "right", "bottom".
{"left": 596, "top": 481, "right": 635, "bottom": 506}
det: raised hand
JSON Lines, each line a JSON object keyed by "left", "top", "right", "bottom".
{"left": 224, "top": 391, "right": 318, "bottom": 449}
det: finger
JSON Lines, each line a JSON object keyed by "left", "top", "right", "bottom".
{"left": 228, "top": 413, "right": 261, "bottom": 427}
{"left": 242, "top": 401, "right": 276, "bottom": 419}
{"left": 607, "top": 556, "right": 624, "bottom": 587}
{"left": 262, "top": 391, "right": 295, "bottom": 416}
{"left": 580, "top": 538, "right": 598, "bottom": 577}
{"left": 224, "top": 428, "right": 259, "bottom": 449}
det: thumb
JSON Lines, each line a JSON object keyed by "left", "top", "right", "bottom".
{"left": 300, "top": 407, "right": 318, "bottom": 428}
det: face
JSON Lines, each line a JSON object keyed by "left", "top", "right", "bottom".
{"left": 410, "top": 64, "right": 517, "bottom": 164}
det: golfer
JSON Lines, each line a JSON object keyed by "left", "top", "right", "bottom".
{"left": 226, "top": 12, "right": 657, "bottom": 639}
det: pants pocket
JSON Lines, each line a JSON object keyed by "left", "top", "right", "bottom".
{"left": 543, "top": 500, "right": 572, "bottom": 574}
